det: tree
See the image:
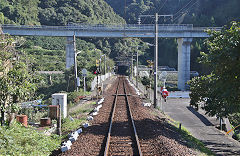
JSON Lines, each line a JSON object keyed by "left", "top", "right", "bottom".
{"left": 0, "top": 29, "right": 37, "bottom": 126}
{"left": 0, "top": 12, "right": 4, "bottom": 24}
{"left": 189, "top": 21, "right": 240, "bottom": 118}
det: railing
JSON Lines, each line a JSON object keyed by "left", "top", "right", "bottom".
{"left": 2, "top": 24, "right": 221, "bottom": 32}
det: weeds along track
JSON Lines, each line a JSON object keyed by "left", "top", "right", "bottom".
{"left": 104, "top": 76, "right": 142, "bottom": 155}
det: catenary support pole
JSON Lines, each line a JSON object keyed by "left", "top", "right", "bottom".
{"left": 131, "top": 53, "right": 134, "bottom": 81}
{"left": 154, "top": 13, "right": 158, "bottom": 108}
{"left": 136, "top": 49, "right": 139, "bottom": 88}
{"left": 73, "top": 35, "right": 78, "bottom": 91}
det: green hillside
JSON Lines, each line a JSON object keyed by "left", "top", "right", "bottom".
{"left": 105, "top": 0, "right": 240, "bottom": 26}
{"left": 0, "top": 0, "right": 125, "bottom": 25}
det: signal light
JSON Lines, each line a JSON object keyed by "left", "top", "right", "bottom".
{"left": 93, "top": 68, "right": 101, "bottom": 75}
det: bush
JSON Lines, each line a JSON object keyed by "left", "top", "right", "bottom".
{"left": 141, "top": 76, "right": 151, "bottom": 86}
{"left": 67, "top": 91, "right": 84, "bottom": 105}
{"left": 0, "top": 122, "right": 61, "bottom": 155}
{"left": 61, "top": 118, "right": 85, "bottom": 134}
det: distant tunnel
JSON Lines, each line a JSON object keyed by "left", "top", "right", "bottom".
{"left": 116, "top": 65, "right": 128, "bottom": 75}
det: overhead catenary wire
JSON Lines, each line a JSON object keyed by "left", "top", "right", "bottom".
{"left": 158, "top": 0, "right": 168, "bottom": 13}
{"left": 141, "top": 0, "right": 168, "bottom": 24}
{"left": 172, "top": 0, "right": 199, "bottom": 23}
{"left": 173, "top": 0, "right": 195, "bottom": 17}
{"left": 162, "top": 0, "right": 198, "bottom": 23}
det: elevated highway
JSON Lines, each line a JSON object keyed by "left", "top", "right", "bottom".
{"left": 2, "top": 24, "right": 221, "bottom": 38}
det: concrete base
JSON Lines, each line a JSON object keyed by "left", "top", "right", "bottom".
{"left": 177, "top": 38, "right": 192, "bottom": 91}
{"left": 66, "top": 36, "right": 75, "bottom": 69}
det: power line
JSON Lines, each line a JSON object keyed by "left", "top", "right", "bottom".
{"left": 141, "top": 0, "right": 168, "bottom": 24}
{"left": 174, "top": 0, "right": 194, "bottom": 17}
{"left": 172, "top": 0, "right": 199, "bottom": 23}
{"left": 158, "top": 0, "right": 168, "bottom": 13}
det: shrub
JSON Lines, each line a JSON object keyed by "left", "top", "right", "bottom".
{"left": 0, "top": 122, "right": 61, "bottom": 155}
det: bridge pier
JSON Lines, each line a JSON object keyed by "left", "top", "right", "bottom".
{"left": 66, "top": 36, "right": 75, "bottom": 69}
{"left": 177, "top": 38, "right": 192, "bottom": 91}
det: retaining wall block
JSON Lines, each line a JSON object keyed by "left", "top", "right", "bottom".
{"left": 61, "top": 145, "right": 71, "bottom": 152}
{"left": 92, "top": 112, "right": 98, "bottom": 116}
{"left": 77, "top": 128, "right": 83, "bottom": 134}
{"left": 83, "top": 123, "right": 89, "bottom": 128}
{"left": 96, "top": 104, "right": 102, "bottom": 110}
{"left": 63, "top": 140, "right": 72, "bottom": 146}
{"left": 87, "top": 116, "right": 94, "bottom": 121}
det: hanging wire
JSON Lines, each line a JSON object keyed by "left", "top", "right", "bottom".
{"left": 141, "top": 0, "right": 168, "bottom": 24}
{"left": 172, "top": 0, "right": 199, "bottom": 23}
{"left": 157, "top": 0, "right": 168, "bottom": 14}
{"left": 173, "top": 0, "right": 194, "bottom": 17}
{"left": 163, "top": 0, "right": 198, "bottom": 23}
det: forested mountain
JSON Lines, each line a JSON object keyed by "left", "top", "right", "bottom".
{"left": 0, "top": 0, "right": 125, "bottom": 25}
{"left": 0, "top": 0, "right": 129, "bottom": 71}
{"left": 0, "top": 0, "right": 239, "bottom": 74}
{"left": 105, "top": 0, "right": 240, "bottom": 26}
{"left": 104, "top": 0, "right": 240, "bottom": 73}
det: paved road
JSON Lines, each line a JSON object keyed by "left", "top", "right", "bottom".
{"left": 131, "top": 79, "right": 240, "bottom": 155}
{"left": 164, "top": 98, "right": 240, "bottom": 156}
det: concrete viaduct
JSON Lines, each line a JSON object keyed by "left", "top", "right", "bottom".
{"left": 2, "top": 24, "right": 221, "bottom": 90}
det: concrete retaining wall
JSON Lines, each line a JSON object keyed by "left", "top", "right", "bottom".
{"left": 91, "top": 73, "right": 113, "bottom": 91}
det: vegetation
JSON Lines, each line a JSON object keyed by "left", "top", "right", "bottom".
{"left": 105, "top": 0, "right": 240, "bottom": 73}
{"left": 0, "top": 0, "right": 240, "bottom": 153}
{"left": 62, "top": 101, "right": 96, "bottom": 134}
{"left": 0, "top": 122, "right": 61, "bottom": 156}
{"left": 106, "top": 0, "right": 240, "bottom": 26}
{"left": 0, "top": 0, "right": 124, "bottom": 25}
{"left": 0, "top": 31, "right": 38, "bottom": 126}
{"left": 189, "top": 22, "right": 240, "bottom": 118}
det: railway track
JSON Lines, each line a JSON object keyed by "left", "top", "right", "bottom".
{"left": 104, "top": 76, "right": 142, "bottom": 156}
{"left": 57, "top": 75, "right": 196, "bottom": 156}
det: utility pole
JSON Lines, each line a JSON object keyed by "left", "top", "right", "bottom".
{"left": 154, "top": 13, "right": 158, "bottom": 108}
{"left": 104, "top": 54, "right": 106, "bottom": 75}
{"left": 131, "top": 53, "right": 133, "bottom": 81}
{"left": 136, "top": 49, "right": 139, "bottom": 88}
{"left": 139, "top": 13, "right": 173, "bottom": 108}
{"left": 73, "top": 35, "right": 78, "bottom": 92}
{"left": 99, "top": 51, "right": 102, "bottom": 84}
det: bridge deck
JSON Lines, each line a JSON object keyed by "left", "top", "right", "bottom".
{"left": 2, "top": 24, "right": 222, "bottom": 38}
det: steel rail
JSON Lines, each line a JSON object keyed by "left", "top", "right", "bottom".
{"left": 104, "top": 77, "right": 121, "bottom": 156}
{"left": 104, "top": 76, "right": 142, "bottom": 156}
{"left": 123, "top": 79, "right": 143, "bottom": 156}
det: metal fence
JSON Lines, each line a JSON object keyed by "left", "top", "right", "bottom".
{"left": 2, "top": 24, "right": 222, "bottom": 32}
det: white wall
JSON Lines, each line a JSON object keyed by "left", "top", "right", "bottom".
{"left": 91, "top": 72, "right": 113, "bottom": 91}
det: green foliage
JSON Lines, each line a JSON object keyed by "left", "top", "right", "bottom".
{"left": 189, "top": 21, "right": 240, "bottom": 117}
{"left": 62, "top": 101, "right": 96, "bottom": 134}
{"left": 106, "top": 0, "right": 240, "bottom": 26}
{"left": 38, "top": 0, "right": 125, "bottom": 25}
{"left": 61, "top": 117, "right": 85, "bottom": 134}
{"left": 106, "top": 0, "right": 240, "bottom": 72}
{"left": 141, "top": 76, "right": 150, "bottom": 86}
{"left": 0, "top": 0, "right": 40, "bottom": 25}
{"left": 0, "top": 12, "right": 4, "bottom": 24}
{"left": 0, "top": 33, "right": 37, "bottom": 125}
{"left": 25, "top": 48, "right": 65, "bottom": 71}
{"left": 0, "top": 122, "right": 61, "bottom": 155}
{"left": 67, "top": 91, "right": 85, "bottom": 106}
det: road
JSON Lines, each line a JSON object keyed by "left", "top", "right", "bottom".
{"left": 164, "top": 97, "right": 240, "bottom": 156}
